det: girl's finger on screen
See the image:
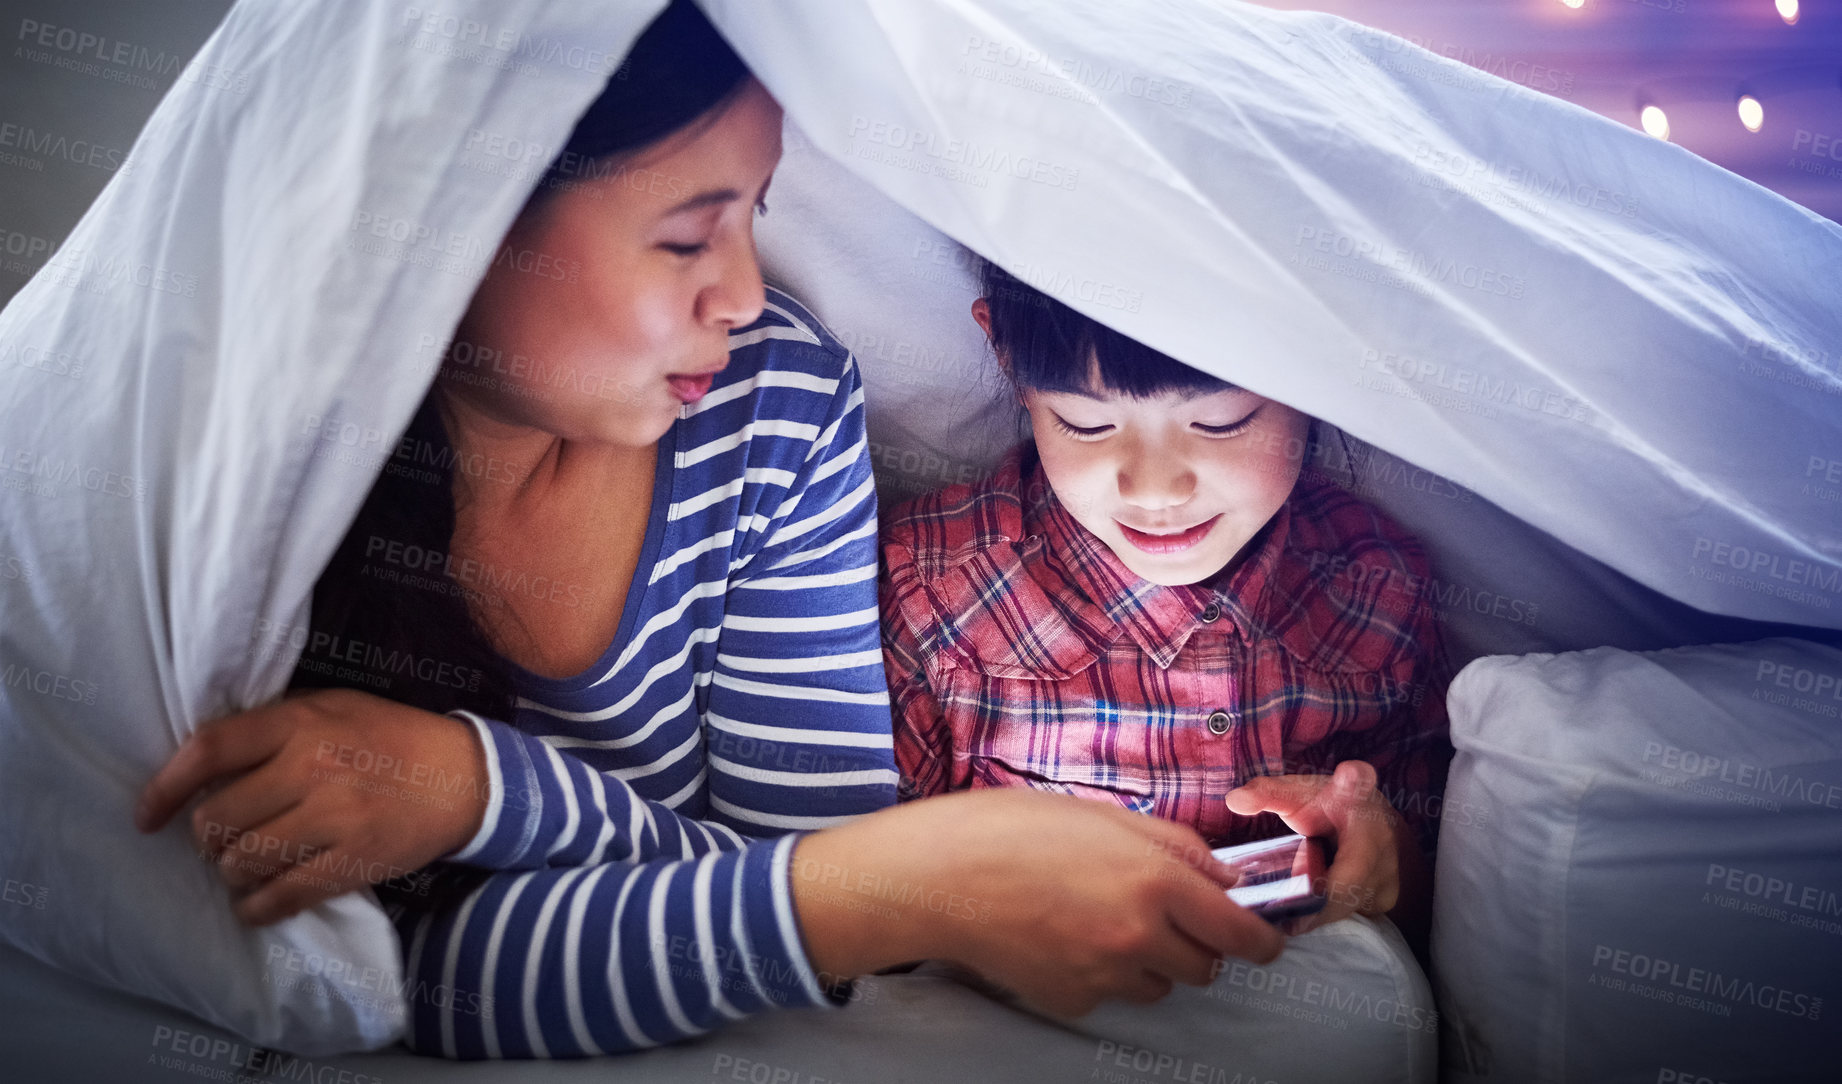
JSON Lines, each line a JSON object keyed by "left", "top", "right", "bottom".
{"left": 1223, "top": 772, "right": 1326, "bottom": 818}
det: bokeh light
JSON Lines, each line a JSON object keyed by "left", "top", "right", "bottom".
{"left": 1775, "top": 0, "right": 1800, "bottom": 26}
{"left": 1640, "top": 104, "right": 1671, "bottom": 140}
{"left": 1737, "top": 95, "right": 1764, "bottom": 132}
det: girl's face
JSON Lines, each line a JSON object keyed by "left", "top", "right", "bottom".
{"left": 443, "top": 78, "right": 783, "bottom": 447}
{"left": 1019, "top": 368, "right": 1311, "bottom": 588}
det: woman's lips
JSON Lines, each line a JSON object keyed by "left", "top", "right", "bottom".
{"left": 1116, "top": 515, "right": 1222, "bottom": 555}
{"left": 667, "top": 372, "right": 716, "bottom": 403}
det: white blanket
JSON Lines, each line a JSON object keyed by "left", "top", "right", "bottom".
{"left": 1, "top": 0, "right": 1836, "bottom": 1056}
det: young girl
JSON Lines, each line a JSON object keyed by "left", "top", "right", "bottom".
{"left": 882, "top": 260, "right": 1453, "bottom": 945}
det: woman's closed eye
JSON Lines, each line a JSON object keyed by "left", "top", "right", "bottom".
{"left": 661, "top": 202, "right": 764, "bottom": 257}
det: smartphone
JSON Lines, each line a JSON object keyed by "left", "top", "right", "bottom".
{"left": 1212, "top": 833, "right": 1329, "bottom": 923}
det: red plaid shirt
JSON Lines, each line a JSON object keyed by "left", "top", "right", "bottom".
{"left": 880, "top": 445, "right": 1452, "bottom": 854}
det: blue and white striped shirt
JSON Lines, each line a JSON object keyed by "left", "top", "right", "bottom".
{"left": 386, "top": 289, "right": 899, "bottom": 1059}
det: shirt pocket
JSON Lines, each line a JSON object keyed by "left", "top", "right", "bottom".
{"left": 950, "top": 672, "right": 1159, "bottom": 807}
{"left": 966, "top": 752, "right": 1158, "bottom": 813}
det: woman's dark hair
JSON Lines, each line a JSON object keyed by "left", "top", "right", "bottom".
{"left": 290, "top": 399, "right": 521, "bottom": 717}
{"left": 536, "top": 0, "right": 751, "bottom": 197}
{"left": 290, "top": 0, "right": 751, "bottom": 718}
{"left": 978, "top": 259, "right": 1232, "bottom": 399}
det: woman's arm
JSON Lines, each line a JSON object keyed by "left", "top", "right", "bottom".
{"left": 387, "top": 785, "right": 1288, "bottom": 1058}
{"left": 789, "top": 789, "right": 1288, "bottom": 1018}
{"left": 133, "top": 689, "right": 776, "bottom": 921}
{"left": 389, "top": 834, "right": 842, "bottom": 1058}
{"left": 440, "top": 711, "right": 750, "bottom": 869}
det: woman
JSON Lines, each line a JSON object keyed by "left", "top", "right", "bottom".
{"left": 133, "top": 0, "right": 1282, "bottom": 1058}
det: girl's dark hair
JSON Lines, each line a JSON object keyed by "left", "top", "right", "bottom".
{"left": 979, "top": 259, "right": 1232, "bottom": 399}
{"left": 290, "top": 0, "right": 750, "bottom": 718}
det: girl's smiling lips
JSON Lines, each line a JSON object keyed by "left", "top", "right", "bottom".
{"left": 1115, "top": 514, "right": 1222, "bottom": 555}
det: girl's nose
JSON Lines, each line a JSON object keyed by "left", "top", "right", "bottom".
{"left": 1117, "top": 446, "right": 1196, "bottom": 510}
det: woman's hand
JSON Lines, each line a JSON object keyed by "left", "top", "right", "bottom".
{"left": 134, "top": 688, "right": 489, "bottom": 926}
{"left": 790, "top": 789, "right": 1286, "bottom": 1018}
{"left": 1223, "top": 759, "right": 1406, "bottom": 934}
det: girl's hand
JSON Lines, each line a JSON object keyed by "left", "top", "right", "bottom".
{"left": 791, "top": 789, "right": 1286, "bottom": 1018}
{"left": 134, "top": 688, "right": 489, "bottom": 926}
{"left": 1223, "top": 760, "right": 1402, "bottom": 934}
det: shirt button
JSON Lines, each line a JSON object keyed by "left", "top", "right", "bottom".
{"left": 1200, "top": 603, "right": 1221, "bottom": 623}
{"left": 1207, "top": 710, "right": 1232, "bottom": 735}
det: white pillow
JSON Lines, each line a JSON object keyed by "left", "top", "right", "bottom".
{"left": 1432, "top": 638, "right": 1842, "bottom": 1083}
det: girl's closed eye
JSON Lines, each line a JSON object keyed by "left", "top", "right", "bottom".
{"left": 1193, "top": 406, "right": 1262, "bottom": 437}
{"left": 1050, "top": 413, "right": 1114, "bottom": 439}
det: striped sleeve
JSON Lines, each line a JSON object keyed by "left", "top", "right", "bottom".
{"left": 390, "top": 834, "right": 839, "bottom": 1058}
{"left": 443, "top": 711, "right": 746, "bottom": 870}
{"left": 704, "top": 338, "right": 901, "bottom": 834}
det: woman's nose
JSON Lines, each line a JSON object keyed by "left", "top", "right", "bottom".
{"left": 698, "top": 231, "right": 766, "bottom": 330}
{"left": 1117, "top": 447, "right": 1196, "bottom": 510}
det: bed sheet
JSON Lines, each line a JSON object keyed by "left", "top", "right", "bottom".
{"left": 0, "top": 917, "right": 1433, "bottom": 1084}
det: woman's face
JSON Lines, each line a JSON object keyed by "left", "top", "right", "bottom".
{"left": 443, "top": 78, "right": 783, "bottom": 447}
